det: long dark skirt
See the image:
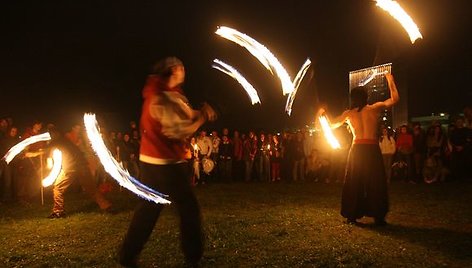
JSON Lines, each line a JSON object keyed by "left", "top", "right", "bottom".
{"left": 341, "top": 144, "right": 389, "bottom": 220}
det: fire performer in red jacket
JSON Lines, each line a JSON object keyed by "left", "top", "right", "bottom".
{"left": 119, "top": 57, "right": 216, "bottom": 267}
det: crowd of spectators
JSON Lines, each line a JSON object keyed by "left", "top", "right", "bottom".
{"left": 0, "top": 118, "right": 141, "bottom": 204}
{"left": 184, "top": 116, "right": 472, "bottom": 186}
{"left": 1, "top": 112, "right": 471, "bottom": 204}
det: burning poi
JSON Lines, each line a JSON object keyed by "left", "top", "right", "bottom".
{"left": 83, "top": 113, "right": 170, "bottom": 204}
{"left": 2, "top": 132, "right": 51, "bottom": 164}
{"left": 212, "top": 59, "right": 261, "bottom": 105}
{"left": 319, "top": 114, "right": 341, "bottom": 149}
{"left": 216, "top": 26, "right": 294, "bottom": 95}
{"left": 41, "top": 149, "right": 63, "bottom": 187}
{"left": 375, "top": 0, "right": 423, "bottom": 43}
{"left": 285, "top": 58, "right": 312, "bottom": 115}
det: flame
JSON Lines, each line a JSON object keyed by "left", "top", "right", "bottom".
{"left": 285, "top": 58, "right": 312, "bottom": 115}
{"left": 2, "top": 132, "right": 51, "bottom": 164}
{"left": 216, "top": 26, "right": 294, "bottom": 95}
{"left": 83, "top": 113, "right": 170, "bottom": 204}
{"left": 319, "top": 115, "right": 341, "bottom": 149}
{"left": 42, "top": 149, "right": 63, "bottom": 187}
{"left": 212, "top": 59, "right": 261, "bottom": 105}
{"left": 376, "top": 0, "right": 423, "bottom": 44}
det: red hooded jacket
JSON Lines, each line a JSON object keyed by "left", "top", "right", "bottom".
{"left": 139, "top": 75, "right": 193, "bottom": 164}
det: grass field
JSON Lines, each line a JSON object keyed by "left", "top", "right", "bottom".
{"left": 1, "top": 181, "right": 471, "bottom": 267}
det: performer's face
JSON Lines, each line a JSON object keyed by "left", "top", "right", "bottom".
{"left": 172, "top": 65, "right": 185, "bottom": 84}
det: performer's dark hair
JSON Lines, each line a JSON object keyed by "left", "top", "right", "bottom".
{"left": 350, "top": 86, "right": 368, "bottom": 112}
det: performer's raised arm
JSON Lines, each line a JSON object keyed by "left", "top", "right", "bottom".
{"left": 371, "top": 73, "right": 400, "bottom": 109}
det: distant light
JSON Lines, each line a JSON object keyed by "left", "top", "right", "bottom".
{"left": 382, "top": 116, "right": 387, "bottom": 121}
{"left": 439, "top": 113, "right": 445, "bottom": 117}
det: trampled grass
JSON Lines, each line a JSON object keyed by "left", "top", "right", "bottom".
{"left": 1, "top": 181, "right": 471, "bottom": 267}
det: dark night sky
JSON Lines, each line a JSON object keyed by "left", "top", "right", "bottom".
{"left": 1, "top": 1, "right": 471, "bottom": 131}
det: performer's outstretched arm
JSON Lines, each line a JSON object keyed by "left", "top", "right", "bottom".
{"left": 316, "top": 108, "right": 348, "bottom": 129}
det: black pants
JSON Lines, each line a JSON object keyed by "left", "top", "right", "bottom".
{"left": 341, "top": 144, "right": 389, "bottom": 221}
{"left": 119, "top": 161, "right": 204, "bottom": 264}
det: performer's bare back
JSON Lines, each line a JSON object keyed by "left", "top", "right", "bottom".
{"left": 328, "top": 73, "right": 400, "bottom": 139}
{"left": 344, "top": 106, "right": 384, "bottom": 140}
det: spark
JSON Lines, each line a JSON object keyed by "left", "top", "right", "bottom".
{"left": 285, "top": 58, "right": 312, "bottom": 115}
{"left": 212, "top": 59, "right": 261, "bottom": 105}
{"left": 319, "top": 115, "right": 341, "bottom": 149}
{"left": 2, "top": 132, "right": 51, "bottom": 164}
{"left": 83, "top": 113, "right": 170, "bottom": 204}
{"left": 42, "top": 149, "right": 63, "bottom": 187}
{"left": 216, "top": 26, "right": 294, "bottom": 95}
{"left": 376, "top": 0, "right": 423, "bottom": 43}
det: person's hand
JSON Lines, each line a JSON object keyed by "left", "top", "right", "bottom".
{"left": 315, "top": 107, "right": 327, "bottom": 127}
{"left": 201, "top": 103, "right": 217, "bottom": 122}
{"left": 24, "top": 151, "right": 44, "bottom": 158}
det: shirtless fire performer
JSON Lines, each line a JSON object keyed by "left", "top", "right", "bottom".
{"left": 318, "top": 73, "right": 399, "bottom": 225}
